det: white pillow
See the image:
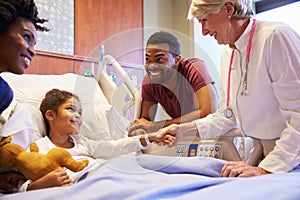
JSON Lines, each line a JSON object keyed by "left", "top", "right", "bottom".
{"left": 0, "top": 101, "right": 45, "bottom": 149}
{"left": 1, "top": 72, "right": 112, "bottom": 141}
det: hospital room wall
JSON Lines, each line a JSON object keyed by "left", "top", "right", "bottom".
{"left": 143, "top": 0, "right": 192, "bottom": 59}
{"left": 143, "top": 0, "right": 222, "bottom": 120}
{"left": 27, "top": 0, "right": 144, "bottom": 76}
{"left": 27, "top": 0, "right": 223, "bottom": 90}
{"left": 143, "top": 0, "right": 222, "bottom": 90}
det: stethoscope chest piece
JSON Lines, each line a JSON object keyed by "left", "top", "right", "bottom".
{"left": 224, "top": 107, "right": 234, "bottom": 119}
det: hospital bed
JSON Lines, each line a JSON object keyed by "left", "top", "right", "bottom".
{"left": 1, "top": 55, "right": 299, "bottom": 199}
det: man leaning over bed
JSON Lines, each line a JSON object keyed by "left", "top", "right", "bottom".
{"left": 128, "top": 31, "right": 218, "bottom": 136}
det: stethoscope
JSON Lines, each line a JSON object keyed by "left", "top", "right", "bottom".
{"left": 224, "top": 19, "right": 257, "bottom": 119}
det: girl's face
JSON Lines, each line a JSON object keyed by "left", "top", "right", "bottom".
{"left": 0, "top": 18, "right": 37, "bottom": 74}
{"left": 50, "top": 97, "right": 82, "bottom": 135}
{"left": 144, "top": 43, "right": 180, "bottom": 84}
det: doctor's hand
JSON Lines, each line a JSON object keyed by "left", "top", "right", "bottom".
{"left": 221, "top": 161, "right": 271, "bottom": 177}
{"left": 128, "top": 118, "right": 165, "bottom": 135}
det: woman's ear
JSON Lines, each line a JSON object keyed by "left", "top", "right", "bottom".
{"left": 224, "top": 2, "right": 235, "bottom": 16}
{"left": 45, "top": 110, "right": 55, "bottom": 121}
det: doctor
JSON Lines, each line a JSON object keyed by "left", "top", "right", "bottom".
{"left": 157, "top": 0, "right": 300, "bottom": 177}
{"left": 0, "top": 0, "right": 48, "bottom": 193}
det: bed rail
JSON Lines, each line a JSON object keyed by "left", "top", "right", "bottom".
{"left": 97, "top": 55, "right": 141, "bottom": 121}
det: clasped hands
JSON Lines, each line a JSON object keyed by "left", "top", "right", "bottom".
{"left": 128, "top": 118, "right": 176, "bottom": 146}
{"left": 128, "top": 118, "right": 165, "bottom": 134}
{"left": 128, "top": 128, "right": 176, "bottom": 147}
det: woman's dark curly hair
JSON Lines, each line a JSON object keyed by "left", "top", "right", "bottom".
{"left": 40, "top": 89, "right": 80, "bottom": 136}
{"left": 0, "top": 0, "right": 48, "bottom": 33}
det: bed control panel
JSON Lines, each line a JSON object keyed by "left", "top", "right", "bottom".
{"left": 143, "top": 133, "right": 242, "bottom": 161}
{"left": 176, "top": 144, "right": 186, "bottom": 157}
{"left": 155, "top": 139, "right": 223, "bottom": 158}
{"left": 198, "top": 143, "right": 222, "bottom": 158}
{"left": 177, "top": 141, "right": 222, "bottom": 158}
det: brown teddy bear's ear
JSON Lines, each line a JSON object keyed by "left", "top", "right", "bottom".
{"left": 0, "top": 136, "right": 12, "bottom": 147}
{"left": 30, "top": 143, "right": 39, "bottom": 153}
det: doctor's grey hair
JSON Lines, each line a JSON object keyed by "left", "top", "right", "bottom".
{"left": 188, "top": 0, "right": 254, "bottom": 20}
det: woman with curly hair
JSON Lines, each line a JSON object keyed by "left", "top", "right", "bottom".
{"left": 0, "top": 0, "right": 48, "bottom": 194}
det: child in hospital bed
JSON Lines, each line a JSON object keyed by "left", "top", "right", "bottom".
{"left": 19, "top": 89, "right": 174, "bottom": 191}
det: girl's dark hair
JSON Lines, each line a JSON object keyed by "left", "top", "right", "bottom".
{"left": 0, "top": 0, "right": 48, "bottom": 33}
{"left": 40, "top": 89, "right": 80, "bottom": 136}
{"left": 146, "top": 31, "right": 181, "bottom": 56}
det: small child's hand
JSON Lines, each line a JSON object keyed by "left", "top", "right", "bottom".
{"left": 27, "top": 169, "right": 72, "bottom": 191}
{"left": 149, "top": 132, "right": 176, "bottom": 147}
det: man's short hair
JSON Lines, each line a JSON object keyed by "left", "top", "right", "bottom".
{"left": 146, "top": 31, "right": 181, "bottom": 55}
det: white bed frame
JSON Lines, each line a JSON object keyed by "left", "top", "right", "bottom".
{"left": 97, "top": 55, "right": 141, "bottom": 122}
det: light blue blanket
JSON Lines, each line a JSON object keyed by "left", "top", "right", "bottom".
{"left": 2, "top": 155, "right": 300, "bottom": 200}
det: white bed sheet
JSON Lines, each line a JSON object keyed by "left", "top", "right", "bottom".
{"left": 2, "top": 155, "right": 300, "bottom": 200}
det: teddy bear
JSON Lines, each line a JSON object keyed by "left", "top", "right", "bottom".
{"left": 0, "top": 136, "right": 89, "bottom": 181}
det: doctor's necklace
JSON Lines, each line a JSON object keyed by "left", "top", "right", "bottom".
{"left": 225, "top": 19, "right": 257, "bottom": 119}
